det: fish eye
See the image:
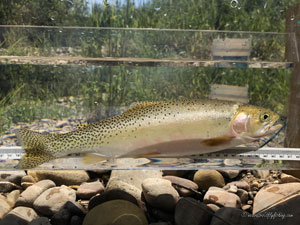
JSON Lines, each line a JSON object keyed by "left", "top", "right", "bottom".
{"left": 260, "top": 113, "right": 270, "bottom": 121}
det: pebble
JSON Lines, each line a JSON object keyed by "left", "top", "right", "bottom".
{"left": 210, "top": 207, "right": 253, "bottom": 225}
{"left": 21, "top": 175, "right": 36, "bottom": 189}
{"left": 88, "top": 189, "right": 138, "bottom": 211}
{"left": 33, "top": 185, "right": 76, "bottom": 216}
{"left": 174, "top": 197, "right": 213, "bottom": 225}
{"left": 254, "top": 170, "right": 270, "bottom": 179}
{"left": 0, "top": 181, "right": 20, "bottom": 192}
{"left": 106, "top": 170, "right": 162, "bottom": 200}
{"left": 282, "top": 170, "right": 300, "bottom": 179}
{"left": 76, "top": 180, "right": 105, "bottom": 200}
{"left": 236, "top": 189, "right": 248, "bottom": 204}
{"left": 51, "top": 207, "right": 71, "bottom": 225}
{"left": 7, "top": 206, "right": 39, "bottom": 222}
{"left": 28, "top": 217, "right": 52, "bottom": 225}
{"left": 83, "top": 200, "right": 148, "bottom": 225}
{"left": 27, "top": 170, "right": 90, "bottom": 186}
{"left": 203, "top": 187, "right": 241, "bottom": 208}
{"left": 253, "top": 182, "right": 300, "bottom": 214}
{"left": 218, "top": 170, "right": 240, "bottom": 179}
{"left": 241, "top": 204, "right": 252, "bottom": 211}
{"left": 193, "top": 170, "right": 225, "bottom": 191}
{"left": 224, "top": 180, "right": 250, "bottom": 191}
{"left": 142, "top": 178, "right": 179, "bottom": 212}
{"left": 16, "top": 180, "right": 56, "bottom": 207}
{"left": 227, "top": 185, "right": 238, "bottom": 193}
{"left": 65, "top": 201, "right": 86, "bottom": 217}
{"left": 0, "top": 171, "right": 26, "bottom": 185}
{"left": 280, "top": 173, "right": 300, "bottom": 183}
{"left": 70, "top": 215, "right": 83, "bottom": 225}
{"left": 206, "top": 203, "right": 220, "bottom": 212}
{"left": 6, "top": 190, "right": 20, "bottom": 207}
{"left": 0, "top": 198, "right": 11, "bottom": 219}
{"left": 163, "top": 175, "right": 198, "bottom": 197}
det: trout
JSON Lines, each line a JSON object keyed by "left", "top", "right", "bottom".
{"left": 15, "top": 99, "right": 282, "bottom": 168}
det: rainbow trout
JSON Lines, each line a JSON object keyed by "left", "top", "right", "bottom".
{"left": 15, "top": 99, "right": 282, "bottom": 168}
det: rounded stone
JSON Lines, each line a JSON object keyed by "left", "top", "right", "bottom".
{"left": 175, "top": 197, "right": 213, "bottom": 225}
{"left": 8, "top": 206, "right": 39, "bottom": 222}
{"left": 33, "top": 185, "right": 76, "bottom": 216}
{"left": 163, "top": 176, "right": 198, "bottom": 197}
{"left": 218, "top": 170, "right": 240, "bottom": 179}
{"left": 83, "top": 200, "right": 147, "bottom": 225}
{"left": 0, "top": 198, "right": 11, "bottom": 219}
{"left": 16, "top": 180, "right": 56, "bottom": 207}
{"left": 0, "top": 181, "right": 20, "bottom": 192}
{"left": 210, "top": 207, "right": 253, "bottom": 225}
{"left": 142, "top": 178, "right": 179, "bottom": 212}
{"left": 76, "top": 180, "right": 105, "bottom": 200}
{"left": 193, "top": 170, "right": 225, "bottom": 191}
{"left": 88, "top": 189, "right": 138, "bottom": 211}
{"left": 0, "top": 171, "right": 26, "bottom": 185}
{"left": 203, "top": 187, "right": 241, "bottom": 208}
{"left": 27, "top": 170, "right": 90, "bottom": 186}
{"left": 28, "top": 217, "right": 52, "bottom": 225}
{"left": 223, "top": 180, "right": 250, "bottom": 191}
{"left": 253, "top": 182, "right": 300, "bottom": 214}
{"left": 6, "top": 190, "right": 21, "bottom": 207}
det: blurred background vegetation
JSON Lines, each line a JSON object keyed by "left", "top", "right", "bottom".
{"left": 0, "top": 0, "right": 298, "bottom": 133}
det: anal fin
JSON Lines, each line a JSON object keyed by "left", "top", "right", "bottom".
{"left": 201, "top": 136, "right": 233, "bottom": 147}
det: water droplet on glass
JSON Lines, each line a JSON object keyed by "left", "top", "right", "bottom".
{"left": 155, "top": 7, "right": 160, "bottom": 11}
{"left": 280, "top": 9, "right": 284, "bottom": 13}
{"left": 50, "top": 17, "right": 55, "bottom": 21}
{"left": 230, "top": 0, "right": 239, "bottom": 8}
{"left": 264, "top": 2, "right": 267, "bottom": 8}
{"left": 164, "top": 13, "right": 167, "bottom": 16}
{"left": 59, "top": 30, "right": 62, "bottom": 33}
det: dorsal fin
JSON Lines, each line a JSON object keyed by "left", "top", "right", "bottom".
{"left": 125, "top": 101, "right": 164, "bottom": 113}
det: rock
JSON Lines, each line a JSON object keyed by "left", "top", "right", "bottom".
{"left": 83, "top": 200, "right": 148, "bottom": 225}
{"left": 21, "top": 175, "right": 36, "bottom": 189}
{"left": 28, "top": 217, "right": 52, "bottom": 225}
{"left": 227, "top": 185, "right": 238, "bottom": 193}
{"left": 76, "top": 180, "right": 105, "bottom": 200}
{"left": 237, "top": 189, "right": 248, "bottom": 204}
{"left": 203, "top": 187, "right": 241, "bottom": 208}
{"left": 163, "top": 176, "right": 198, "bottom": 197}
{"left": 70, "top": 215, "right": 83, "bottom": 225}
{"left": 174, "top": 197, "right": 213, "bottom": 225}
{"left": 150, "top": 208, "right": 174, "bottom": 223}
{"left": 51, "top": 208, "right": 71, "bottom": 225}
{"left": 16, "top": 180, "right": 56, "bottom": 207}
{"left": 218, "top": 170, "right": 240, "bottom": 179}
{"left": 253, "top": 182, "right": 300, "bottom": 214}
{"left": 0, "top": 171, "right": 26, "bottom": 185}
{"left": 254, "top": 170, "right": 270, "bottom": 179}
{"left": 210, "top": 207, "right": 253, "bottom": 225}
{"left": 88, "top": 189, "right": 138, "bottom": 211}
{"left": 280, "top": 173, "right": 300, "bottom": 183}
{"left": 241, "top": 205, "right": 252, "bottom": 211}
{"left": 6, "top": 190, "right": 20, "bottom": 207}
{"left": 8, "top": 206, "right": 39, "bottom": 222}
{"left": 224, "top": 180, "right": 250, "bottom": 191}
{"left": 206, "top": 204, "right": 220, "bottom": 212}
{"left": 0, "top": 181, "right": 20, "bottom": 192}
{"left": 193, "top": 170, "right": 225, "bottom": 191}
{"left": 0, "top": 198, "right": 11, "bottom": 219}
{"left": 33, "top": 185, "right": 76, "bottom": 216}
{"left": 106, "top": 170, "right": 162, "bottom": 200}
{"left": 142, "top": 178, "right": 179, "bottom": 212}
{"left": 282, "top": 170, "right": 300, "bottom": 179}
{"left": 65, "top": 201, "right": 86, "bottom": 217}
{"left": 27, "top": 170, "right": 89, "bottom": 186}
{"left": 253, "top": 194, "right": 300, "bottom": 225}
{"left": 28, "top": 217, "right": 51, "bottom": 225}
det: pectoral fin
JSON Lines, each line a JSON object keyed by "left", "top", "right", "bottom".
{"left": 81, "top": 153, "right": 108, "bottom": 164}
{"left": 201, "top": 136, "right": 233, "bottom": 147}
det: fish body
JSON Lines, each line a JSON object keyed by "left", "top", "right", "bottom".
{"left": 15, "top": 99, "right": 282, "bottom": 168}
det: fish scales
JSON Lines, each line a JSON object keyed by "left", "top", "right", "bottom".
{"left": 15, "top": 99, "right": 282, "bottom": 168}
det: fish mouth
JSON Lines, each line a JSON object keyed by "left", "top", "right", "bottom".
{"left": 253, "top": 120, "right": 283, "bottom": 138}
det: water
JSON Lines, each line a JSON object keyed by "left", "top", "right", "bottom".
{"left": 0, "top": 26, "right": 298, "bottom": 170}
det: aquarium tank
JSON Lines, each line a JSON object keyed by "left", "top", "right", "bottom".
{"left": 0, "top": 1, "right": 300, "bottom": 224}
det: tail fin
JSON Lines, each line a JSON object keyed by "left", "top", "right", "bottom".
{"left": 15, "top": 129, "right": 56, "bottom": 169}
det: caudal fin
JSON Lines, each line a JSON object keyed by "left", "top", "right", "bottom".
{"left": 15, "top": 129, "right": 56, "bottom": 169}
